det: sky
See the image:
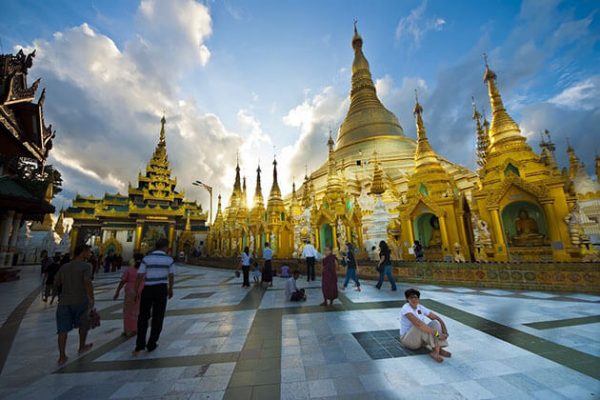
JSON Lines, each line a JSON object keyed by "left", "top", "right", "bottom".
{"left": 1, "top": 0, "right": 599, "bottom": 217}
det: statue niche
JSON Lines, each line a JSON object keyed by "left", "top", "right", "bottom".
{"left": 502, "top": 202, "right": 546, "bottom": 247}
{"left": 428, "top": 215, "right": 442, "bottom": 247}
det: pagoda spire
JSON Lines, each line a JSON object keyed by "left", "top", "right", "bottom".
{"left": 54, "top": 209, "right": 65, "bottom": 238}
{"left": 159, "top": 115, "right": 166, "bottom": 145}
{"left": 214, "top": 194, "right": 224, "bottom": 226}
{"left": 413, "top": 90, "right": 440, "bottom": 170}
{"left": 302, "top": 172, "right": 312, "bottom": 209}
{"left": 254, "top": 163, "right": 264, "bottom": 209}
{"left": 370, "top": 152, "right": 385, "bottom": 195}
{"left": 483, "top": 55, "right": 523, "bottom": 147}
{"left": 269, "top": 156, "right": 282, "bottom": 199}
{"left": 472, "top": 98, "right": 489, "bottom": 169}
{"left": 567, "top": 140, "right": 581, "bottom": 180}
{"left": 241, "top": 176, "right": 248, "bottom": 208}
{"left": 337, "top": 21, "right": 403, "bottom": 148}
{"left": 233, "top": 156, "right": 242, "bottom": 194}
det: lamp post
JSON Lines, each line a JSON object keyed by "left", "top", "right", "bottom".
{"left": 193, "top": 180, "right": 213, "bottom": 226}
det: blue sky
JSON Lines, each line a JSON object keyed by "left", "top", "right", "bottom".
{"left": 1, "top": 0, "right": 599, "bottom": 213}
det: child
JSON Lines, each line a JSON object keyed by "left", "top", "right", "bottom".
{"left": 251, "top": 260, "right": 261, "bottom": 285}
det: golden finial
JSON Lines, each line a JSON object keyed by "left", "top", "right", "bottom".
{"left": 327, "top": 129, "right": 335, "bottom": 151}
{"left": 354, "top": 18, "right": 358, "bottom": 34}
{"left": 413, "top": 88, "right": 423, "bottom": 116}
{"left": 471, "top": 96, "right": 482, "bottom": 120}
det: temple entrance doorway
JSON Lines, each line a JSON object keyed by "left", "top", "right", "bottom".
{"left": 319, "top": 223, "right": 333, "bottom": 252}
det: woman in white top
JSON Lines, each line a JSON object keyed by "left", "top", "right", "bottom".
{"left": 399, "top": 288, "right": 451, "bottom": 363}
{"left": 240, "top": 246, "right": 251, "bottom": 288}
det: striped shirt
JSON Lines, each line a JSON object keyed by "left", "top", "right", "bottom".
{"left": 138, "top": 250, "right": 175, "bottom": 286}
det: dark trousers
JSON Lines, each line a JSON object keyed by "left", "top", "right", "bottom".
{"left": 306, "top": 257, "right": 316, "bottom": 281}
{"left": 242, "top": 265, "right": 250, "bottom": 287}
{"left": 290, "top": 289, "right": 306, "bottom": 302}
{"left": 136, "top": 284, "right": 168, "bottom": 349}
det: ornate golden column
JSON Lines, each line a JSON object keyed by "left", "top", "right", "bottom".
{"left": 134, "top": 222, "right": 143, "bottom": 252}
{"left": 406, "top": 217, "right": 415, "bottom": 246}
{"left": 331, "top": 222, "right": 338, "bottom": 251}
{"left": 168, "top": 223, "right": 175, "bottom": 253}
{"left": 541, "top": 201, "right": 563, "bottom": 243}
{"left": 439, "top": 215, "right": 450, "bottom": 256}
{"left": 70, "top": 226, "right": 79, "bottom": 255}
{"left": 490, "top": 208, "right": 507, "bottom": 258}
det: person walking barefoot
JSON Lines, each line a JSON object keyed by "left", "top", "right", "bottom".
{"left": 320, "top": 247, "right": 339, "bottom": 306}
{"left": 54, "top": 244, "right": 95, "bottom": 365}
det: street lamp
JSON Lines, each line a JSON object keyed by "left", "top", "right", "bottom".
{"left": 193, "top": 180, "right": 213, "bottom": 226}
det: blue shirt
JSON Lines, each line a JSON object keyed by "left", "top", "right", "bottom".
{"left": 263, "top": 247, "right": 273, "bottom": 260}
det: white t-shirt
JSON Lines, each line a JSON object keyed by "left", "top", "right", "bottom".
{"left": 302, "top": 244, "right": 318, "bottom": 258}
{"left": 400, "top": 303, "right": 431, "bottom": 336}
{"left": 285, "top": 277, "right": 298, "bottom": 300}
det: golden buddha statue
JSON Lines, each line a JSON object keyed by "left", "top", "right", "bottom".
{"left": 513, "top": 209, "right": 544, "bottom": 246}
{"left": 428, "top": 216, "right": 442, "bottom": 247}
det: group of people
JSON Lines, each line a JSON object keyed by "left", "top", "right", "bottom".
{"left": 49, "top": 238, "right": 176, "bottom": 364}
{"left": 51, "top": 237, "right": 450, "bottom": 366}
{"left": 240, "top": 242, "right": 274, "bottom": 288}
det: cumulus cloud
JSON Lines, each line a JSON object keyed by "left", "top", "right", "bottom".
{"left": 395, "top": 0, "right": 446, "bottom": 48}
{"left": 19, "top": 0, "right": 248, "bottom": 216}
{"left": 549, "top": 76, "right": 600, "bottom": 111}
{"left": 281, "top": 86, "right": 349, "bottom": 182}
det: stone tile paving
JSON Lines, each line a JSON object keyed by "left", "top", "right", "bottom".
{"left": 0, "top": 263, "right": 598, "bottom": 399}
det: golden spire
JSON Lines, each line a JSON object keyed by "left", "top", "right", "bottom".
{"left": 54, "top": 209, "right": 65, "bottom": 238}
{"left": 302, "top": 172, "right": 311, "bottom": 208}
{"left": 567, "top": 139, "right": 581, "bottom": 180}
{"left": 483, "top": 55, "right": 523, "bottom": 147}
{"left": 254, "top": 163, "right": 264, "bottom": 209}
{"left": 413, "top": 90, "right": 440, "bottom": 170}
{"left": 159, "top": 115, "right": 166, "bottom": 145}
{"left": 241, "top": 176, "right": 248, "bottom": 208}
{"left": 214, "top": 194, "right": 224, "bottom": 226}
{"left": 472, "top": 98, "right": 489, "bottom": 169}
{"left": 269, "top": 156, "right": 282, "bottom": 199}
{"left": 370, "top": 153, "right": 385, "bottom": 195}
{"left": 337, "top": 22, "right": 404, "bottom": 149}
{"left": 233, "top": 156, "right": 242, "bottom": 193}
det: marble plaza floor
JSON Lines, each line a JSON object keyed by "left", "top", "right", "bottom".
{"left": 0, "top": 264, "right": 599, "bottom": 400}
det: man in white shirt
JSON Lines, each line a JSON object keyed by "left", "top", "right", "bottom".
{"left": 301, "top": 240, "right": 318, "bottom": 281}
{"left": 285, "top": 270, "right": 306, "bottom": 301}
{"left": 399, "top": 288, "right": 451, "bottom": 363}
{"left": 134, "top": 238, "right": 175, "bottom": 354}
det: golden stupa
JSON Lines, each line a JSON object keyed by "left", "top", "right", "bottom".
{"left": 207, "top": 24, "right": 599, "bottom": 263}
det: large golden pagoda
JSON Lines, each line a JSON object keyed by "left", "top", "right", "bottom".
{"left": 208, "top": 24, "right": 599, "bottom": 263}
{"left": 66, "top": 116, "right": 207, "bottom": 259}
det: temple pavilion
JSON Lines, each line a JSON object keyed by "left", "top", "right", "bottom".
{"left": 208, "top": 24, "right": 600, "bottom": 263}
{"left": 65, "top": 117, "right": 207, "bottom": 260}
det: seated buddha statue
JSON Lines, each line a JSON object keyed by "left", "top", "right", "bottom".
{"left": 428, "top": 216, "right": 442, "bottom": 247}
{"left": 512, "top": 209, "right": 544, "bottom": 246}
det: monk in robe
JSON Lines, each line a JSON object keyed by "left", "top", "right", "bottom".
{"left": 320, "top": 247, "right": 339, "bottom": 306}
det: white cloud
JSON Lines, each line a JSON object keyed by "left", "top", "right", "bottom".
{"left": 549, "top": 76, "right": 600, "bottom": 111}
{"left": 395, "top": 0, "right": 446, "bottom": 47}
{"left": 20, "top": 0, "right": 253, "bottom": 217}
{"left": 282, "top": 86, "right": 349, "bottom": 180}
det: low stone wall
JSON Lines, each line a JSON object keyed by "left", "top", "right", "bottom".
{"left": 187, "top": 257, "right": 600, "bottom": 294}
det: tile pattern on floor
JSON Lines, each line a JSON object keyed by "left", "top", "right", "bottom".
{"left": 0, "top": 263, "right": 598, "bottom": 400}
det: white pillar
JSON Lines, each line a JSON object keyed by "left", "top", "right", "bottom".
{"left": 0, "top": 211, "right": 15, "bottom": 266}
